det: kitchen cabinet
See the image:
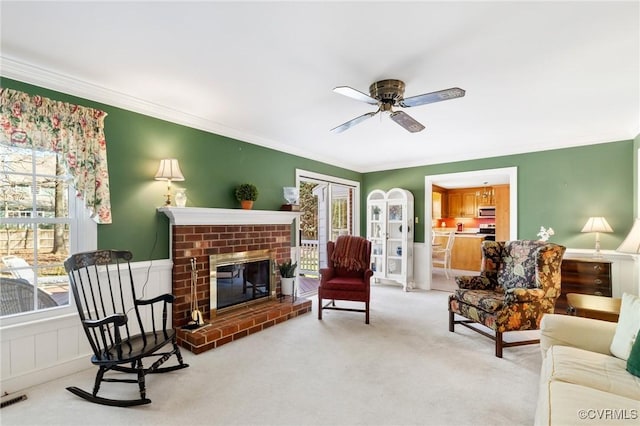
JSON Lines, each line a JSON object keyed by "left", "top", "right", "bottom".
{"left": 446, "top": 193, "right": 462, "bottom": 218}
{"left": 446, "top": 190, "right": 477, "bottom": 218}
{"left": 366, "top": 188, "right": 414, "bottom": 291}
{"left": 494, "top": 185, "right": 510, "bottom": 241}
{"left": 462, "top": 192, "right": 477, "bottom": 217}
{"left": 555, "top": 258, "right": 612, "bottom": 314}
{"left": 450, "top": 235, "right": 485, "bottom": 271}
{"left": 432, "top": 185, "right": 446, "bottom": 219}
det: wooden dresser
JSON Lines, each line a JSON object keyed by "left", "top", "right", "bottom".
{"left": 555, "top": 258, "right": 612, "bottom": 314}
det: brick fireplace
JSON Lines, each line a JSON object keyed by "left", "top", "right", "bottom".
{"left": 159, "top": 207, "right": 312, "bottom": 353}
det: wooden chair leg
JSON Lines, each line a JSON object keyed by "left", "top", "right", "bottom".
{"left": 495, "top": 331, "right": 503, "bottom": 358}
{"left": 318, "top": 292, "right": 322, "bottom": 320}
{"left": 365, "top": 301, "right": 370, "bottom": 324}
{"left": 449, "top": 310, "right": 455, "bottom": 332}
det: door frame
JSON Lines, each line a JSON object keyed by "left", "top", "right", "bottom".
{"left": 424, "top": 167, "right": 518, "bottom": 288}
{"left": 296, "top": 169, "right": 361, "bottom": 271}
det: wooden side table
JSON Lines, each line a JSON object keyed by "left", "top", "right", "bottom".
{"left": 566, "top": 293, "right": 621, "bottom": 322}
{"left": 556, "top": 258, "right": 612, "bottom": 314}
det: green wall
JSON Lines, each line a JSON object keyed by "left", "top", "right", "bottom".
{"left": 2, "top": 77, "right": 637, "bottom": 257}
{"left": 1, "top": 78, "right": 361, "bottom": 260}
{"left": 363, "top": 140, "right": 635, "bottom": 248}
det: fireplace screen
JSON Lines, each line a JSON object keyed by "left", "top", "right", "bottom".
{"left": 210, "top": 249, "right": 274, "bottom": 313}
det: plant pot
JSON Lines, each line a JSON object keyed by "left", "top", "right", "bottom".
{"left": 280, "top": 277, "right": 295, "bottom": 296}
{"left": 240, "top": 200, "right": 254, "bottom": 210}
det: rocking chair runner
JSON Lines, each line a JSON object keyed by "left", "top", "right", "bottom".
{"left": 64, "top": 249, "right": 188, "bottom": 406}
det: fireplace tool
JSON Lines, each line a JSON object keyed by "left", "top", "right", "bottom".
{"left": 189, "top": 257, "right": 205, "bottom": 327}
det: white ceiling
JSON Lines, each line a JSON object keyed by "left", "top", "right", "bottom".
{"left": 1, "top": 1, "right": 638, "bottom": 173}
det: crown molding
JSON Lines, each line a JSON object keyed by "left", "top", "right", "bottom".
{"left": 1, "top": 56, "right": 360, "bottom": 171}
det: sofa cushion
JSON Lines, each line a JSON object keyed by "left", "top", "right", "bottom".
{"left": 627, "top": 332, "right": 640, "bottom": 378}
{"left": 611, "top": 293, "right": 640, "bottom": 360}
{"left": 543, "top": 345, "right": 640, "bottom": 401}
{"left": 534, "top": 380, "right": 640, "bottom": 426}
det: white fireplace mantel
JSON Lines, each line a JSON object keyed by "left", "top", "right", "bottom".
{"left": 158, "top": 207, "right": 301, "bottom": 226}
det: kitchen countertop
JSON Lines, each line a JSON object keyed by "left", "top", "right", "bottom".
{"left": 454, "top": 233, "right": 487, "bottom": 238}
{"left": 433, "top": 228, "right": 492, "bottom": 238}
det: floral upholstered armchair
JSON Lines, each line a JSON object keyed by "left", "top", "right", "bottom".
{"left": 448, "top": 240, "right": 566, "bottom": 358}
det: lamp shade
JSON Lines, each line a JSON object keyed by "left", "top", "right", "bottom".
{"left": 581, "top": 217, "right": 613, "bottom": 233}
{"left": 617, "top": 218, "right": 640, "bottom": 254}
{"left": 154, "top": 159, "right": 185, "bottom": 181}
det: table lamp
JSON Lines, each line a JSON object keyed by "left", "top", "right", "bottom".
{"left": 154, "top": 158, "right": 185, "bottom": 206}
{"left": 581, "top": 216, "right": 613, "bottom": 257}
{"left": 617, "top": 218, "right": 640, "bottom": 254}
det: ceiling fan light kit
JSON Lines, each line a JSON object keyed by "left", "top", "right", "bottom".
{"left": 331, "top": 79, "right": 465, "bottom": 134}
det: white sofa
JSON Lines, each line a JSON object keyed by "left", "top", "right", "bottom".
{"left": 535, "top": 314, "right": 640, "bottom": 425}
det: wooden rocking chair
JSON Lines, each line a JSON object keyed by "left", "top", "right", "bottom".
{"left": 64, "top": 249, "right": 188, "bottom": 406}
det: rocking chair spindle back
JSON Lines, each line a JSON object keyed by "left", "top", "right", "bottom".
{"left": 64, "top": 249, "right": 188, "bottom": 407}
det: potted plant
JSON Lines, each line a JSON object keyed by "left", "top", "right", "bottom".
{"left": 277, "top": 258, "right": 297, "bottom": 296}
{"left": 235, "top": 183, "right": 258, "bottom": 210}
{"left": 372, "top": 205, "right": 381, "bottom": 220}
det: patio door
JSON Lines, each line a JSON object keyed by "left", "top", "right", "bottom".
{"left": 296, "top": 170, "right": 360, "bottom": 276}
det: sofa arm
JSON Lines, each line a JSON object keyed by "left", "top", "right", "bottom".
{"left": 540, "top": 314, "right": 617, "bottom": 358}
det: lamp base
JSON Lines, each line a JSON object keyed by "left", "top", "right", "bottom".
{"left": 280, "top": 204, "right": 300, "bottom": 211}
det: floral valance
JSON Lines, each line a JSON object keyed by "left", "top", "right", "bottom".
{"left": 0, "top": 88, "right": 112, "bottom": 223}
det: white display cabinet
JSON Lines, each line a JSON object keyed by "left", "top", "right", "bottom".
{"left": 366, "top": 188, "right": 414, "bottom": 291}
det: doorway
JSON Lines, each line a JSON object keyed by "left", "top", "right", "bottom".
{"left": 295, "top": 169, "right": 360, "bottom": 294}
{"left": 424, "top": 167, "right": 518, "bottom": 290}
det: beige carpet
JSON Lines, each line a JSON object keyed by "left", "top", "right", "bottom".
{"left": 1, "top": 283, "right": 543, "bottom": 426}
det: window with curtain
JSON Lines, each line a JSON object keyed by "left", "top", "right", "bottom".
{"left": 0, "top": 88, "right": 109, "bottom": 317}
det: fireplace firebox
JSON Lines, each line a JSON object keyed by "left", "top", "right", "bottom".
{"left": 210, "top": 249, "right": 275, "bottom": 316}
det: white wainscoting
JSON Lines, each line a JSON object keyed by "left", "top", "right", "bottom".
{"left": 413, "top": 242, "right": 639, "bottom": 296}
{"left": 0, "top": 259, "right": 173, "bottom": 393}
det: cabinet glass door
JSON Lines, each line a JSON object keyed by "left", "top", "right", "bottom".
{"left": 386, "top": 202, "right": 403, "bottom": 276}
{"left": 368, "top": 201, "right": 385, "bottom": 274}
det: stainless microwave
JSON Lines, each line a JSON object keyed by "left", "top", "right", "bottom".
{"left": 478, "top": 206, "right": 496, "bottom": 217}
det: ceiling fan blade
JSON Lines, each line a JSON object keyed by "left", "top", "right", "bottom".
{"left": 389, "top": 111, "right": 425, "bottom": 133}
{"left": 399, "top": 87, "right": 465, "bottom": 108}
{"left": 330, "top": 111, "right": 378, "bottom": 133}
{"left": 333, "top": 86, "right": 379, "bottom": 105}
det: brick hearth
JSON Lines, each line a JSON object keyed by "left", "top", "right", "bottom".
{"left": 159, "top": 208, "right": 312, "bottom": 353}
{"left": 177, "top": 296, "right": 311, "bottom": 354}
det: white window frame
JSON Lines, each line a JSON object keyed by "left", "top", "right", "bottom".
{"left": 0, "top": 151, "right": 96, "bottom": 327}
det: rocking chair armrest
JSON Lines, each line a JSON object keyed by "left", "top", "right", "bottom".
{"left": 84, "top": 313, "right": 128, "bottom": 329}
{"left": 503, "top": 287, "right": 546, "bottom": 303}
{"left": 136, "top": 293, "right": 175, "bottom": 306}
{"left": 455, "top": 275, "right": 497, "bottom": 290}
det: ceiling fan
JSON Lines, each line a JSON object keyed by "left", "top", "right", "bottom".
{"left": 330, "top": 79, "right": 465, "bottom": 134}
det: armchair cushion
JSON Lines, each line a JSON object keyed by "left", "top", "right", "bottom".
{"left": 497, "top": 240, "right": 542, "bottom": 289}
{"left": 322, "top": 275, "right": 369, "bottom": 292}
{"left": 455, "top": 275, "right": 498, "bottom": 290}
{"left": 503, "top": 287, "right": 546, "bottom": 304}
{"left": 454, "top": 289, "right": 505, "bottom": 313}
